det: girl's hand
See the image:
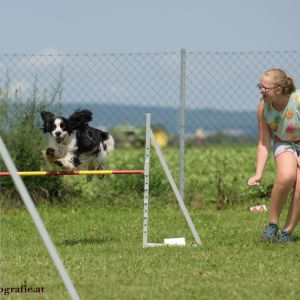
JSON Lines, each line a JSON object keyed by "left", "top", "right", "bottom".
{"left": 247, "top": 175, "right": 262, "bottom": 186}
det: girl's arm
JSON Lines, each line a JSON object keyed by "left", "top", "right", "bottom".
{"left": 248, "top": 100, "right": 271, "bottom": 186}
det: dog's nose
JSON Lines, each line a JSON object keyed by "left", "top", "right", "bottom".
{"left": 55, "top": 131, "right": 62, "bottom": 137}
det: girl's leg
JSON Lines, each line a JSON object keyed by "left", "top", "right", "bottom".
{"left": 269, "top": 152, "right": 297, "bottom": 225}
{"left": 283, "top": 167, "right": 300, "bottom": 233}
{"left": 284, "top": 196, "right": 294, "bottom": 229}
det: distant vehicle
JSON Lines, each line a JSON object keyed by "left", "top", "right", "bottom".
{"left": 111, "top": 124, "right": 169, "bottom": 148}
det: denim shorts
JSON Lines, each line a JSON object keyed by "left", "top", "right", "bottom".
{"left": 273, "top": 141, "right": 300, "bottom": 162}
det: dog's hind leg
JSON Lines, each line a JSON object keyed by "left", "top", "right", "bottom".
{"left": 86, "top": 161, "right": 95, "bottom": 182}
{"left": 96, "top": 150, "right": 107, "bottom": 180}
{"left": 96, "top": 162, "right": 106, "bottom": 180}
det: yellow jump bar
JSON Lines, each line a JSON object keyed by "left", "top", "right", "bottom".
{"left": 0, "top": 170, "right": 144, "bottom": 176}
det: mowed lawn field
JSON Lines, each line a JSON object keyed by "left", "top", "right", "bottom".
{"left": 1, "top": 146, "right": 300, "bottom": 299}
{"left": 1, "top": 205, "right": 300, "bottom": 300}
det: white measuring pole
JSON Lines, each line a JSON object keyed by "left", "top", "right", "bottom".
{"left": 143, "top": 113, "right": 151, "bottom": 247}
{"left": 0, "top": 137, "right": 80, "bottom": 300}
{"left": 143, "top": 113, "right": 165, "bottom": 247}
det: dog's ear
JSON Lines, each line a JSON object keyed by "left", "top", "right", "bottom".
{"left": 68, "top": 109, "right": 93, "bottom": 130}
{"left": 40, "top": 111, "right": 54, "bottom": 132}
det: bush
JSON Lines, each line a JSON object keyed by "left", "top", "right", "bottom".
{"left": 0, "top": 76, "right": 67, "bottom": 206}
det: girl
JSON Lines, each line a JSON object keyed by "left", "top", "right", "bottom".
{"left": 248, "top": 68, "right": 300, "bottom": 243}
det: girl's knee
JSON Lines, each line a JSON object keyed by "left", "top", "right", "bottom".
{"left": 275, "top": 173, "right": 296, "bottom": 188}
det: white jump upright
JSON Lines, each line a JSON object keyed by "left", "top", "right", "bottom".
{"left": 142, "top": 113, "right": 202, "bottom": 247}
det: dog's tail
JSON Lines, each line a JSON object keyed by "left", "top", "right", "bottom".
{"left": 104, "top": 134, "right": 115, "bottom": 154}
{"left": 68, "top": 109, "right": 93, "bottom": 130}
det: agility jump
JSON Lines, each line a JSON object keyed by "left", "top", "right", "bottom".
{"left": 0, "top": 113, "right": 201, "bottom": 247}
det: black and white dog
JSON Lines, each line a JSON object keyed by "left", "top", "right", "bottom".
{"left": 40, "top": 109, "right": 114, "bottom": 181}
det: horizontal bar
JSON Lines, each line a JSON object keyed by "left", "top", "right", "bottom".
{"left": 0, "top": 170, "right": 144, "bottom": 177}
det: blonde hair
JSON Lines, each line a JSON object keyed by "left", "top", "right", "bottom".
{"left": 264, "top": 68, "right": 296, "bottom": 95}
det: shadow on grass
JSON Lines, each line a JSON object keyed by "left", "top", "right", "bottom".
{"left": 63, "top": 237, "right": 112, "bottom": 246}
{"left": 292, "top": 235, "right": 300, "bottom": 242}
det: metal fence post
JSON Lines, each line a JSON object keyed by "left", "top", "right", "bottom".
{"left": 179, "top": 49, "right": 186, "bottom": 200}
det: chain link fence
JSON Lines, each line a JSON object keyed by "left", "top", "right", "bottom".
{"left": 0, "top": 52, "right": 182, "bottom": 139}
{"left": 2, "top": 51, "right": 300, "bottom": 146}
{"left": 1, "top": 50, "right": 300, "bottom": 206}
{"left": 186, "top": 50, "right": 300, "bottom": 144}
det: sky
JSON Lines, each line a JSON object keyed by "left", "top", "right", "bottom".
{"left": 1, "top": 0, "right": 300, "bottom": 55}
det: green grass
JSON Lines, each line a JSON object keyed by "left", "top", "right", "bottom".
{"left": 0, "top": 145, "right": 292, "bottom": 299}
{"left": 1, "top": 145, "right": 276, "bottom": 210}
{"left": 1, "top": 205, "right": 300, "bottom": 300}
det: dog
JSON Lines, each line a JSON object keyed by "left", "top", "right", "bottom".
{"left": 40, "top": 109, "right": 114, "bottom": 181}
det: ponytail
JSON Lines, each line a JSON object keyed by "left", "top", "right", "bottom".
{"left": 285, "top": 76, "right": 296, "bottom": 94}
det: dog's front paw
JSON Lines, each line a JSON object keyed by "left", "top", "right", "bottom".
{"left": 59, "top": 160, "right": 76, "bottom": 171}
{"left": 42, "top": 149, "right": 56, "bottom": 164}
{"left": 46, "top": 148, "right": 55, "bottom": 157}
{"left": 54, "top": 160, "right": 64, "bottom": 168}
